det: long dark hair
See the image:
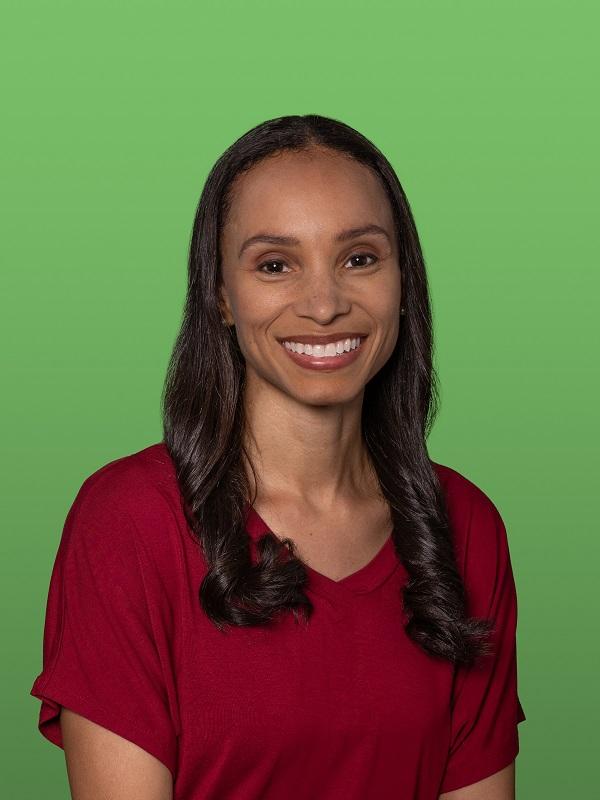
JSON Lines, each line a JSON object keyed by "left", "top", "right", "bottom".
{"left": 161, "top": 114, "right": 492, "bottom": 667}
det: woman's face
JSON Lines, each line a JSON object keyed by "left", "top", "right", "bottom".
{"left": 218, "top": 147, "right": 402, "bottom": 407}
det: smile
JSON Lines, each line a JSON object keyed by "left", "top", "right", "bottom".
{"left": 284, "top": 337, "right": 361, "bottom": 357}
{"left": 279, "top": 336, "right": 367, "bottom": 371}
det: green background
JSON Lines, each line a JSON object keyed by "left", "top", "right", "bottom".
{"left": 4, "top": 0, "right": 597, "bottom": 795}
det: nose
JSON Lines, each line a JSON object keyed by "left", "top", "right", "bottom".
{"left": 292, "top": 266, "right": 352, "bottom": 324}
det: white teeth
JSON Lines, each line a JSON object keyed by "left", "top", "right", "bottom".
{"left": 282, "top": 337, "right": 362, "bottom": 357}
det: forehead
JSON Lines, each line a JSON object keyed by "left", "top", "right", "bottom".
{"left": 223, "top": 148, "right": 394, "bottom": 246}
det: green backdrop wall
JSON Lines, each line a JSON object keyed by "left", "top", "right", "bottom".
{"left": 4, "top": 0, "right": 597, "bottom": 796}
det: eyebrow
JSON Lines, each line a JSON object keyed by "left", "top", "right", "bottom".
{"left": 237, "top": 223, "right": 391, "bottom": 259}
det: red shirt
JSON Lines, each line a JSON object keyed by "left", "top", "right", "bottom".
{"left": 30, "top": 442, "right": 526, "bottom": 798}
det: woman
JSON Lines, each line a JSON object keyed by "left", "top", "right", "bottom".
{"left": 30, "top": 114, "right": 526, "bottom": 799}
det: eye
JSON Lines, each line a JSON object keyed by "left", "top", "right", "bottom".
{"left": 256, "top": 259, "right": 291, "bottom": 276}
{"left": 346, "top": 252, "right": 378, "bottom": 269}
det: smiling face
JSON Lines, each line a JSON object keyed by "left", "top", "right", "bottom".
{"left": 218, "top": 146, "right": 402, "bottom": 407}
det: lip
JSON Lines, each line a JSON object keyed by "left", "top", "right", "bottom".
{"left": 276, "top": 332, "right": 368, "bottom": 345}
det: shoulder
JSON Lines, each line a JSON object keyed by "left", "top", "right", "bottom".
{"left": 75, "top": 442, "right": 178, "bottom": 511}
{"left": 430, "top": 459, "right": 506, "bottom": 534}
{"left": 431, "top": 460, "right": 500, "bottom": 515}
{"left": 62, "top": 442, "right": 184, "bottom": 584}
{"left": 429, "top": 460, "right": 513, "bottom": 594}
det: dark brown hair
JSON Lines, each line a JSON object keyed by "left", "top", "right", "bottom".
{"left": 161, "top": 114, "right": 493, "bottom": 667}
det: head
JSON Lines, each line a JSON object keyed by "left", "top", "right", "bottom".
{"left": 217, "top": 145, "right": 403, "bottom": 409}
{"left": 165, "top": 113, "right": 437, "bottom": 469}
{"left": 164, "top": 113, "right": 436, "bottom": 459}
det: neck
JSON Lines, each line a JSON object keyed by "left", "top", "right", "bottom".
{"left": 241, "top": 371, "right": 381, "bottom": 512}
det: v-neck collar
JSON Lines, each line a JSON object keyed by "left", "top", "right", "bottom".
{"left": 245, "top": 504, "right": 401, "bottom": 603}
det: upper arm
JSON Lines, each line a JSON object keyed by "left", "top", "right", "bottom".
{"left": 439, "top": 760, "right": 515, "bottom": 799}
{"left": 30, "top": 468, "right": 180, "bottom": 783}
{"left": 61, "top": 707, "right": 173, "bottom": 800}
{"left": 437, "top": 475, "right": 526, "bottom": 794}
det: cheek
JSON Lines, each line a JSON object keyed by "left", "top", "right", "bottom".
{"left": 228, "top": 299, "right": 274, "bottom": 362}
{"left": 371, "top": 266, "right": 401, "bottom": 311}
{"left": 231, "top": 282, "right": 286, "bottom": 338}
{"left": 230, "top": 274, "right": 282, "bottom": 320}
{"left": 229, "top": 291, "right": 263, "bottom": 334}
{"left": 372, "top": 298, "right": 402, "bottom": 360}
{"left": 373, "top": 291, "right": 402, "bottom": 333}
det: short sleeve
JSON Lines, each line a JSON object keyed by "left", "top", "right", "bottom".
{"left": 439, "top": 488, "right": 527, "bottom": 793}
{"left": 29, "top": 469, "right": 180, "bottom": 778}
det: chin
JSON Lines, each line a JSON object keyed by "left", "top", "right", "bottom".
{"left": 289, "top": 385, "right": 363, "bottom": 408}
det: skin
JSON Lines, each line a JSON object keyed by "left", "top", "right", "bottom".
{"left": 59, "top": 145, "right": 515, "bottom": 798}
{"left": 439, "top": 763, "right": 515, "bottom": 799}
{"left": 219, "top": 147, "right": 401, "bottom": 530}
{"left": 60, "top": 707, "right": 173, "bottom": 799}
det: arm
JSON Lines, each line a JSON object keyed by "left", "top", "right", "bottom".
{"left": 61, "top": 708, "right": 173, "bottom": 800}
{"left": 30, "top": 471, "right": 180, "bottom": 787}
{"left": 435, "top": 473, "right": 526, "bottom": 795}
{"left": 440, "top": 761, "right": 515, "bottom": 800}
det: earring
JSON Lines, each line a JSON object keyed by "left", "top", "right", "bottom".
{"left": 400, "top": 306, "right": 406, "bottom": 315}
